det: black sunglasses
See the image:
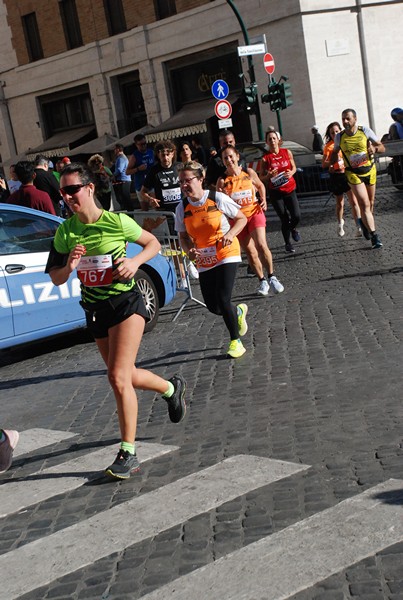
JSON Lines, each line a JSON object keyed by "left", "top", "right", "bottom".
{"left": 60, "top": 183, "right": 87, "bottom": 196}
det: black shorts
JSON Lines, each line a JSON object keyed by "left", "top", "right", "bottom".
{"left": 328, "top": 173, "right": 350, "bottom": 196}
{"left": 80, "top": 289, "right": 149, "bottom": 339}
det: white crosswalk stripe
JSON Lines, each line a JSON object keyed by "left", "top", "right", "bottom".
{"left": 12, "top": 428, "right": 77, "bottom": 458}
{"left": 0, "top": 453, "right": 309, "bottom": 600}
{"left": 140, "top": 478, "right": 403, "bottom": 600}
{"left": 0, "top": 440, "right": 179, "bottom": 518}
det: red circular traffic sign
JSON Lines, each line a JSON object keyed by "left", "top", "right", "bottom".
{"left": 215, "top": 99, "right": 232, "bottom": 119}
{"left": 263, "top": 52, "right": 275, "bottom": 75}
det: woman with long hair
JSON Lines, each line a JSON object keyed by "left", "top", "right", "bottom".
{"left": 260, "top": 130, "right": 301, "bottom": 253}
{"left": 46, "top": 162, "right": 186, "bottom": 480}
{"left": 216, "top": 145, "right": 284, "bottom": 297}
{"left": 322, "top": 122, "right": 362, "bottom": 237}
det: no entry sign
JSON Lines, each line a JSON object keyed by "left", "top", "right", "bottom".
{"left": 263, "top": 52, "right": 275, "bottom": 75}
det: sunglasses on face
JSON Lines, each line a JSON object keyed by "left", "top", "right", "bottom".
{"left": 60, "top": 183, "right": 87, "bottom": 196}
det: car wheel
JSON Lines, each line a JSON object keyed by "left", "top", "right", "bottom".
{"left": 134, "top": 268, "right": 160, "bottom": 332}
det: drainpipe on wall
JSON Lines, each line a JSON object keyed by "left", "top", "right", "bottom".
{"left": 0, "top": 81, "right": 17, "bottom": 159}
{"left": 353, "top": 0, "right": 375, "bottom": 130}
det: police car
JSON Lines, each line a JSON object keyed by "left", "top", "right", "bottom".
{"left": 0, "top": 204, "right": 176, "bottom": 349}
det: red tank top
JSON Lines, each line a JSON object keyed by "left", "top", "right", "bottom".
{"left": 262, "top": 148, "right": 296, "bottom": 194}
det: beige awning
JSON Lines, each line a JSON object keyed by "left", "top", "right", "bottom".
{"left": 26, "top": 126, "right": 96, "bottom": 160}
{"left": 144, "top": 100, "right": 217, "bottom": 143}
{"left": 105, "top": 125, "right": 153, "bottom": 150}
{"left": 65, "top": 133, "right": 118, "bottom": 157}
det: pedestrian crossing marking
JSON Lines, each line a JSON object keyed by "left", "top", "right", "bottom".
{"left": 12, "top": 428, "right": 77, "bottom": 458}
{"left": 0, "top": 455, "right": 309, "bottom": 600}
{"left": 139, "top": 478, "right": 403, "bottom": 600}
{"left": 0, "top": 441, "right": 179, "bottom": 518}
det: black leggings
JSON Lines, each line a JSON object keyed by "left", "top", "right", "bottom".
{"left": 198, "top": 263, "right": 239, "bottom": 340}
{"left": 270, "top": 189, "right": 301, "bottom": 244}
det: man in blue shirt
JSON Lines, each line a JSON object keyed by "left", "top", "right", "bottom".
{"left": 113, "top": 143, "right": 132, "bottom": 211}
{"left": 126, "top": 134, "right": 155, "bottom": 210}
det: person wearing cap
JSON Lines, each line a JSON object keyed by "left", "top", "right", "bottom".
{"left": 311, "top": 126, "right": 324, "bottom": 153}
{"left": 53, "top": 157, "right": 71, "bottom": 182}
{"left": 389, "top": 108, "right": 403, "bottom": 140}
{"left": 126, "top": 134, "right": 155, "bottom": 210}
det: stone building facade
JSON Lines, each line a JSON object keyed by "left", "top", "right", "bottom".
{"left": 0, "top": 0, "right": 401, "bottom": 165}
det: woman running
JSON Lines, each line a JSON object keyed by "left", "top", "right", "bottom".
{"left": 260, "top": 130, "right": 301, "bottom": 253}
{"left": 216, "top": 146, "right": 284, "bottom": 297}
{"left": 175, "top": 161, "right": 248, "bottom": 359}
{"left": 322, "top": 122, "right": 363, "bottom": 238}
{"left": 46, "top": 162, "right": 186, "bottom": 480}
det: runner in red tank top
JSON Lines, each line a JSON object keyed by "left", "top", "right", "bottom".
{"left": 260, "top": 131, "right": 301, "bottom": 253}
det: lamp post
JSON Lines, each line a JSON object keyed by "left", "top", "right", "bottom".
{"left": 225, "top": 0, "right": 264, "bottom": 141}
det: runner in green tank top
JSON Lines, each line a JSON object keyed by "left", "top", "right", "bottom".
{"left": 46, "top": 163, "right": 187, "bottom": 479}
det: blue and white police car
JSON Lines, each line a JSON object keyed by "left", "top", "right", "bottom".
{"left": 0, "top": 204, "right": 176, "bottom": 349}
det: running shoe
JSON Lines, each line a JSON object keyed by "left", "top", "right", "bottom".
{"left": 291, "top": 229, "right": 301, "bottom": 242}
{"left": 237, "top": 303, "right": 248, "bottom": 336}
{"left": 371, "top": 233, "right": 383, "bottom": 249}
{"left": 337, "top": 219, "right": 345, "bottom": 237}
{"left": 257, "top": 279, "right": 270, "bottom": 296}
{"left": 269, "top": 276, "right": 284, "bottom": 294}
{"left": 105, "top": 449, "right": 140, "bottom": 480}
{"left": 246, "top": 265, "right": 255, "bottom": 278}
{"left": 227, "top": 339, "right": 246, "bottom": 358}
{"left": 164, "top": 374, "right": 187, "bottom": 423}
{"left": 285, "top": 243, "right": 295, "bottom": 253}
{"left": 187, "top": 261, "right": 199, "bottom": 280}
{"left": 356, "top": 227, "right": 362, "bottom": 237}
{"left": 0, "top": 429, "right": 19, "bottom": 473}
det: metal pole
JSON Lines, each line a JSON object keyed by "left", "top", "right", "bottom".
{"left": 225, "top": 0, "right": 264, "bottom": 140}
{"left": 355, "top": 0, "right": 375, "bottom": 130}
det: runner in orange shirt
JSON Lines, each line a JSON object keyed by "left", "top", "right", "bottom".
{"left": 217, "top": 146, "right": 284, "bottom": 297}
{"left": 175, "top": 161, "right": 248, "bottom": 359}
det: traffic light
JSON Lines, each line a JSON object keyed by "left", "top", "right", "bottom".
{"left": 240, "top": 83, "right": 258, "bottom": 113}
{"left": 263, "top": 81, "right": 282, "bottom": 112}
{"left": 279, "top": 81, "right": 293, "bottom": 110}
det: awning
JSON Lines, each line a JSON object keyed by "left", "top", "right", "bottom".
{"left": 105, "top": 125, "right": 153, "bottom": 151}
{"left": 144, "top": 100, "right": 218, "bottom": 143}
{"left": 26, "top": 126, "right": 96, "bottom": 160}
{"left": 65, "top": 133, "right": 118, "bottom": 157}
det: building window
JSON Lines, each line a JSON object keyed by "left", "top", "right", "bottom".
{"left": 22, "top": 13, "right": 43, "bottom": 62}
{"left": 154, "top": 0, "right": 176, "bottom": 20}
{"left": 104, "top": 0, "right": 127, "bottom": 35}
{"left": 40, "top": 86, "right": 94, "bottom": 136}
{"left": 59, "top": 0, "right": 83, "bottom": 49}
{"left": 116, "top": 72, "right": 147, "bottom": 136}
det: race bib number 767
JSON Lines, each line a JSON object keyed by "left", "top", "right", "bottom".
{"left": 77, "top": 254, "right": 113, "bottom": 287}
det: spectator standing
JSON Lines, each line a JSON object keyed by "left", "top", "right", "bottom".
{"left": 191, "top": 136, "right": 208, "bottom": 166}
{"left": 311, "top": 126, "right": 324, "bottom": 153}
{"left": 178, "top": 140, "right": 194, "bottom": 164}
{"left": 8, "top": 161, "right": 56, "bottom": 214}
{"left": 126, "top": 134, "right": 155, "bottom": 210}
{"left": 88, "top": 154, "right": 114, "bottom": 210}
{"left": 389, "top": 107, "right": 403, "bottom": 140}
{"left": 7, "top": 165, "right": 22, "bottom": 194}
{"left": 112, "top": 144, "right": 132, "bottom": 211}
{"left": 205, "top": 130, "right": 248, "bottom": 188}
{"left": 330, "top": 108, "right": 385, "bottom": 249}
{"left": 34, "top": 155, "right": 63, "bottom": 215}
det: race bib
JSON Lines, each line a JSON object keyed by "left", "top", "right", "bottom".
{"left": 162, "top": 188, "right": 181, "bottom": 204}
{"left": 350, "top": 152, "right": 367, "bottom": 168}
{"left": 196, "top": 246, "right": 218, "bottom": 268}
{"left": 271, "top": 173, "right": 288, "bottom": 188}
{"left": 77, "top": 254, "right": 113, "bottom": 287}
{"left": 231, "top": 189, "right": 254, "bottom": 206}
